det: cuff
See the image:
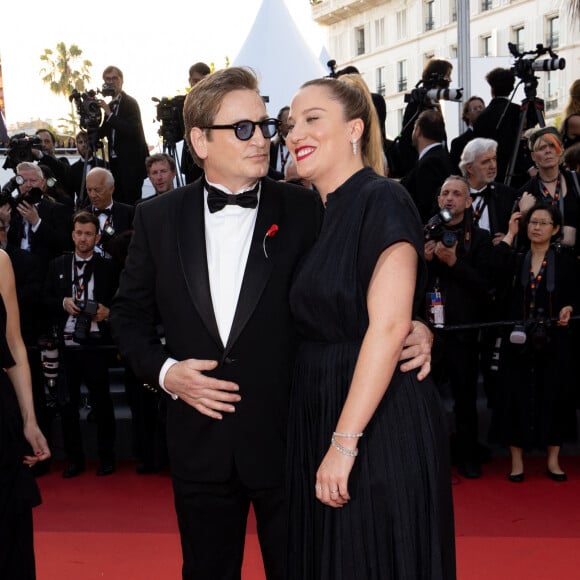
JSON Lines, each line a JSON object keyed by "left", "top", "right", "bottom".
{"left": 159, "top": 358, "right": 179, "bottom": 400}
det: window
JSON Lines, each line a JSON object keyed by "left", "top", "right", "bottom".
{"left": 513, "top": 26, "right": 525, "bottom": 53}
{"left": 450, "top": 45, "right": 458, "bottom": 59}
{"left": 451, "top": 0, "right": 457, "bottom": 23}
{"left": 397, "top": 60, "right": 408, "bottom": 93}
{"left": 396, "top": 9, "right": 407, "bottom": 40}
{"left": 355, "top": 26, "right": 366, "bottom": 56}
{"left": 481, "top": 0, "right": 492, "bottom": 11}
{"left": 547, "top": 16, "right": 559, "bottom": 48}
{"left": 376, "top": 67, "right": 386, "bottom": 96}
{"left": 425, "top": 0, "right": 435, "bottom": 31}
{"left": 481, "top": 35, "right": 492, "bottom": 57}
{"left": 375, "top": 17, "right": 385, "bottom": 47}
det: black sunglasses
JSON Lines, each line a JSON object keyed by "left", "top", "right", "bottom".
{"left": 203, "top": 118, "right": 279, "bottom": 141}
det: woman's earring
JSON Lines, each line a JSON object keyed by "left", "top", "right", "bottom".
{"left": 352, "top": 139, "right": 358, "bottom": 155}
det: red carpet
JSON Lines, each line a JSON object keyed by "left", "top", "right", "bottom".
{"left": 34, "top": 456, "right": 580, "bottom": 579}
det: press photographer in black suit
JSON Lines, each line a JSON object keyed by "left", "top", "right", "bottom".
{"left": 98, "top": 66, "right": 149, "bottom": 204}
{"left": 425, "top": 175, "right": 493, "bottom": 479}
{"left": 43, "top": 211, "right": 120, "bottom": 478}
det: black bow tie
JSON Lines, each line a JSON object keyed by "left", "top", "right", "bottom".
{"left": 94, "top": 208, "right": 112, "bottom": 216}
{"left": 471, "top": 187, "right": 488, "bottom": 200}
{"left": 206, "top": 180, "right": 259, "bottom": 213}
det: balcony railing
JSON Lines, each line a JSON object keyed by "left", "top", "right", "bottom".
{"left": 398, "top": 78, "right": 408, "bottom": 92}
{"left": 425, "top": 18, "right": 435, "bottom": 31}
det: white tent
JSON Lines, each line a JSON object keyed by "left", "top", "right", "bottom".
{"left": 233, "top": 0, "right": 326, "bottom": 117}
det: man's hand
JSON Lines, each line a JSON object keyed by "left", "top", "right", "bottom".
{"left": 17, "top": 200, "right": 40, "bottom": 226}
{"left": 165, "top": 359, "right": 241, "bottom": 420}
{"left": 63, "top": 297, "right": 81, "bottom": 316}
{"left": 518, "top": 192, "right": 536, "bottom": 213}
{"left": 0, "top": 203, "right": 11, "bottom": 225}
{"left": 93, "top": 304, "right": 110, "bottom": 323}
{"left": 399, "top": 320, "right": 432, "bottom": 381}
{"left": 434, "top": 240, "right": 457, "bottom": 267}
{"left": 424, "top": 240, "right": 436, "bottom": 262}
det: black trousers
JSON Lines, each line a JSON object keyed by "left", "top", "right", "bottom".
{"left": 172, "top": 471, "right": 286, "bottom": 580}
{"left": 439, "top": 333, "right": 481, "bottom": 462}
{"left": 60, "top": 348, "right": 115, "bottom": 463}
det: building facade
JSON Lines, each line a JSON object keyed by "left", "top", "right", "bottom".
{"left": 311, "top": 0, "right": 578, "bottom": 139}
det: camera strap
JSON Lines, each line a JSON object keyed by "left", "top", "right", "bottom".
{"left": 521, "top": 248, "right": 555, "bottom": 318}
{"left": 73, "top": 259, "right": 94, "bottom": 303}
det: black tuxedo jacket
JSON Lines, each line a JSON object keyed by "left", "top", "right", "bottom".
{"left": 401, "top": 144, "right": 454, "bottom": 223}
{"left": 43, "top": 253, "right": 120, "bottom": 340}
{"left": 66, "top": 157, "right": 107, "bottom": 202}
{"left": 8, "top": 197, "right": 74, "bottom": 269}
{"left": 99, "top": 91, "right": 149, "bottom": 203}
{"left": 449, "top": 128, "right": 475, "bottom": 173}
{"left": 473, "top": 97, "right": 535, "bottom": 185}
{"left": 5, "top": 244, "right": 44, "bottom": 344}
{"left": 471, "top": 182, "right": 517, "bottom": 236}
{"left": 111, "top": 177, "right": 321, "bottom": 488}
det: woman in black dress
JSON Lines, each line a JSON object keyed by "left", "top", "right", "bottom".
{"left": 493, "top": 205, "right": 577, "bottom": 482}
{"left": 0, "top": 250, "right": 51, "bottom": 579}
{"left": 285, "top": 75, "right": 455, "bottom": 578}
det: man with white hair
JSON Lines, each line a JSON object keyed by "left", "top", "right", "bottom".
{"left": 459, "top": 138, "right": 518, "bottom": 245}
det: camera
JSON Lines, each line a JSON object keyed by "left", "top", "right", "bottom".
{"left": 424, "top": 208, "right": 457, "bottom": 247}
{"left": 2, "top": 133, "right": 43, "bottom": 171}
{"left": 0, "top": 175, "right": 44, "bottom": 210}
{"left": 69, "top": 89, "right": 104, "bottom": 132}
{"left": 38, "top": 332, "right": 61, "bottom": 389}
{"left": 72, "top": 299, "right": 99, "bottom": 344}
{"left": 405, "top": 72, "right": 463, "bottom": 106}
{"left": 509, "top": 310, "right": 551, "bottom": 349}
{"left": 508, "top": 43, "right": 565, "bottom": 83}
{"left": 152, "top": 95, "right": 186, "bottom": 144}
{"left": 101, "top": 82, "right": 116, "bottom": 97}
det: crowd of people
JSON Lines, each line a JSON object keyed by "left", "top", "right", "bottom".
{"left": 1, "top": 59, "right": 579, "bottom": 579}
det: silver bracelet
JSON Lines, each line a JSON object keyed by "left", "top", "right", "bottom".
{"left": 331, "top": 435, "right": 359, "bottom": 457}
{"left": 333, "top": 431, "right": 364, "bottom": 438}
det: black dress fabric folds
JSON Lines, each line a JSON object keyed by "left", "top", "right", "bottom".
{"left": 0, "top": 293, "right": 41, "bottom": 579}
{"left": 287, "top": 168, "right": 456, "bottom": 579}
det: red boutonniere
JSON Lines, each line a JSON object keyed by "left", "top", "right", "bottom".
{"left": 263, "top": 224, "right": 279, "bottom": 258}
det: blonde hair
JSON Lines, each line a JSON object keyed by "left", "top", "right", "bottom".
{"left": 300, "top": 75, "right": 385, "bottom": 175}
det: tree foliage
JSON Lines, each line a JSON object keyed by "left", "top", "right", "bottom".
{"left": 39, "top": 42, "right": 92, "bottom": 135}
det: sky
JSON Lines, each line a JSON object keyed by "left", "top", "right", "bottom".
{"left": 1, "top": 0, "right": 326, "bottom": 145}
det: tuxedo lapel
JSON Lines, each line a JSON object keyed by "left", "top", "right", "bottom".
{"left": 225, "top": 182, "right": 281, "bottom": 354}
{"left": 177, "top": 183, "right": 223, "bottom": 349}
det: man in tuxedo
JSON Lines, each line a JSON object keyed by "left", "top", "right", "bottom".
{"left": 43, "top": 211, "right": 120, "bottom": 477}
{"left": 459, "top": 137, "right": 518, "bottom": 244}
{"left": 98, "top": 66, "right": 149, "bottom": 204}
{"left": 32, "top": 128, "right": 71, "bottom": 192}
{"left": 85, "top": 167, "right": 134, "bottom": 261}
{"left": 66, "top": 131, "right": 107, "bottom": 205}
{"left": 268, "top": 105, "right": 290, "bottom": 180}
{"left": 111, "top": 67, "right": 433, "bottom": 580}
{"left": 473, "top": 67, "right": 536, "bottom": 187}
{"left": 401, "top": 109, "right": 454, "bottom": 223}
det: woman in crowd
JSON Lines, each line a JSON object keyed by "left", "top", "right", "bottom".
{"left": 518, "top": 127, "right": 580, "bottom": 255}
{"left": 494, "top": 205, "right": 577, "bottom": 482}
{"left": 0, "top": 250, "right": 51, "bottom": 578}
{"left": 285, "top": 74, "right": 455, "bottom": 579}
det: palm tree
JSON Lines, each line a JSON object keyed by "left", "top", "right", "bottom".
{"left": 39, "top": 42, "right": 92, "bottom": 135}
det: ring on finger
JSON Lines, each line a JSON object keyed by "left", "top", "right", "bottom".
{"left": 330, "top": 489, "right": 339, "bottom": 494}
{"left": 315, "top": 485, "right": 322, "bottom": 491}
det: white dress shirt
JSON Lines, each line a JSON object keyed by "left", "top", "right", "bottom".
{"left": 159, "top": 181, "right": 260, "bottom": 395}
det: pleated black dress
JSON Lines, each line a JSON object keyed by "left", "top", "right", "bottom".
{"left": 287, "top": 168, "right": 456, "bottom": 580}
{"left": 0, "top": 294, "right": 41, "bottom": 579}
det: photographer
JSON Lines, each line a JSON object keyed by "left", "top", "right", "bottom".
{"left": 43, "top": 211, "right": 120, "bottom": 478}
{"left": 392, "top": 58, "right": 453, "bottom": 179}
{"left": 98, "top": 66, "right": 149, "bottom": 204}
{"left": 32, "top": 129, "right": 72, "bottom": 195}
{"left": 474, "top": 68, "right": 536, "bottom": 187}
{"left": 66, "top": 131, "right": 107, "bottom": 204}
{"left": 401, "top": 109, "right": 454, "bottom": 223}
{"left": 84, "top": 167, "right": 134, "bottom": 264}
{"left": 492, "top": 205, "right": 577, "bottom": 482}
{"left": 425, "top": 175, "right": 493, "bottom": 479}
{"left": 1, "top": 161, "right": 73, "bottom": 271}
